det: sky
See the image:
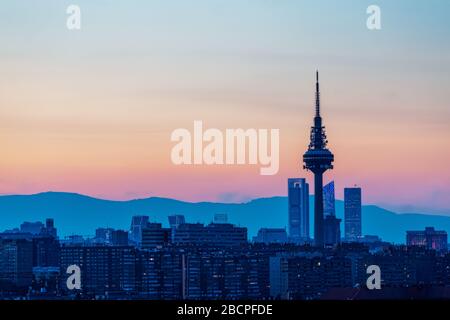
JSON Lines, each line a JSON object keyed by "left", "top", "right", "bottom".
{"left": 1, "top": 0, "right": 449, "bottom": 214}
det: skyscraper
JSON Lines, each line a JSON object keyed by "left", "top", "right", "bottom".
{"left": 129, "top": 215, "right": 150, "bottom": 245}
{"left": 344, "top": 187, "right": 362, "bottom": 241}
{"left": 323, "top": 181, "right": 336, "bottom": 217}
{"left": 322, "top": 181, "right": 341, "bottom": 246}
{"left": 303, "top": 71, "right": 334, "bottom": 247}
{"left": 141, "top": 223, "right": 172, "bottom": 249}
{"left": 323, "top": 215, "right": 341, "bottom": 247}
{"left": 288, "top": 178, "right": 310, "bottom": 243}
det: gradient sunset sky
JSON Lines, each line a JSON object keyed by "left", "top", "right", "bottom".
{"left": 1, "top": 0, "right": 449, "bottom": 214}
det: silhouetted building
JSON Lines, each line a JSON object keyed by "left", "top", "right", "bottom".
{"left": 0, "top": 239, "right": 33, "bottom": 289}
{"left": 323, "top": 215, "right": 341, "bottom": 247}
{"left": 137, "top": 249, "right": 164, "bottom": 299}
{"left": 60, "top": 245, "right": 137, "bottom": 297}
{"left": 41, "top": 218, "right": 57, "bottom": 238}
{"left": 111, "top": 230, "right": 129, "bottom": 246}
{"left": 32, "top": 236, "right": 60, "bottom": 267}
{"left": 16, "top": 219, "right": 57, "bottom": 239}
{"left": 20, "top": 221, "right": 44, "bottom": 235}
{"left": 344, "top": 187, "right": 362, "bottom": 241}
{"left": 173, "top": 223, "right": 247, "bottom": 246}
{"left": 129, "top": 215, "right": 150, "bottom": 245}
{"left": 201, "top": 223, "right": 247, "bottom": 246}
{"left": 322, "top": 181, "right": 340, "bottom": 246}
{"left": 253, "top": 228, "right": 288, "bottom": 244}
{"left": 371, "top": 246, "right": 439, "bottom": 287}
{"left": 270, "top": 253, "right": 352, "bottom": 299}
{"left": 288, "top": 178, "right": 309, "bottom": 243}
{"left": 183, "top": 248, "right": 269, "bottom": 300}
{"left": 137, "top": 248, "right": 184, "bottom": 299}
{"left": 407, "top": 227, "right": 448, "bottom": 252}
{"left": 32, "top": 266, "right": 60, "bottom": 295}
{"left": 141, "top": 223, "right": 171, "bottom": 249}
{"left": 0, "top": 231, "right": 33, "bottom": 240}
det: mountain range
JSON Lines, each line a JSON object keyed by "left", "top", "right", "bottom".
{"left": 0, "top": 192, "right": 449, "bottom": 243}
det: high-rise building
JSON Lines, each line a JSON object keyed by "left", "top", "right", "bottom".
{"left": 183, "top": 249, "right": 267, "bottom": 300}
{"left": 344, "top": 187, "right": 362, "bottom": 241}
{"left": 323, "top": 215, "right": 341, "bottom": 247}
{"left": 111, "top": 230, "right": 129, "bottom": 246}
{"left": 32, "top": 266, "right": 60, "bottom": 294}
{"left": 323, "top": 181, "right": 336, "bottom": 217}
{"left": 303, "top": 72, "right": 334, "bottom": 247}
{"left": 42, "top": 218, "right": 57, "bottom": 238}
{"left": 323, "top": 181, "right": 340, "bottom": 246}
{"left": 137, "top": 249, "right": 164, "bottom": 299}
{"left": 141, "top": 223, "right": 171, "bottom": 249}
{"left": 32, "top": 236, "right": 60, "bottom": 267}
{"left": 270, "top": 253, "right": 352, "bottom": 299}
{"left": 60, "top": 245, "right": 137, "bottom": 296}
{"left": 407, "top": 227, "right": 448, "bottom": 252}
{"left": 129, "top": 215, "right": 150, "bottom": 245}
{"left": 160, "top": 249, "right": 184, "bottom": 299}
{"left": 0, "top": 239, "right": 33, "bottom": 288}
{"left": 288, "top": 178, "right": 310, "bottom": 243}
{"left": 253, "top": 228, "right": 288, "bottom": 244}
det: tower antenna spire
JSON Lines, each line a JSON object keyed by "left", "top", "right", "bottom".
{"left": 315, "top": 70, "right": 320, "bottom": 117}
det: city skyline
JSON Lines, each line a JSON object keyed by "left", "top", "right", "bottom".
{"left": 1, "top": 209, "right": 449, "bottom": 300}
{"left": 1, "top": 0, "right": 449, "bottom": 215}
{"left": 2, "top": 0, "right": 450, "bottom": 307}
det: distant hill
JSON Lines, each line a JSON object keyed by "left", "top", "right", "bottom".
{"left": 0, "top": 192, "right": 449, "bottom": 243}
